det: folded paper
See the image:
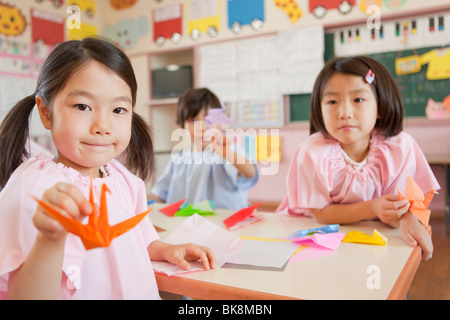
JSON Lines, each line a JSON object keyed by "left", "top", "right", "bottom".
{"left": 291, "top": 232, "right": 346, "bottom": 251}
{"left": 205, "top": 103, "right": 233, "bottom": 129}
{"left": 288, "top": 224, "right": 339, "bottom": 240}
{"left": 223, "top": 202, "right": 262, "bottom": 230}
{"left": 152, "top": 214, "right": 244, "bottom": 276}
{"left": 159, "top": 199, "right": 187, "bottom": 217}
{"left": 397, "top": 175, "right": 436, "bottom": 227}
{"left": 33, "top": 174, "right": 151, "bottom": 250}
{"left": 342, "top": 229, "right": 387, "bottom": 246}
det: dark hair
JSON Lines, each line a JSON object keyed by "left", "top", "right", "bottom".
{"left": 309, "top": 56, "right": 404, "bottom": 138}
{"left": 176, "top": 88, "right": 221, "bottom": 128}
{"left": 0, "top": 37, "right": 153, "bottom": 188}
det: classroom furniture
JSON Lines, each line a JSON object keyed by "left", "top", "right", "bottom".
{"left": 149, "top": 204, "right": 424, "bottom": 300}
{"left": 426, "top": 154, "right": 450, "bottom": 236}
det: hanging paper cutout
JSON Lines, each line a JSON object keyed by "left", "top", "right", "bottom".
{"left": 419, "top": 48, "right": 450, "bottom": 80}
{"left": 397, "top": 176, "right": 436, "bottom": 227}
{"left": 0, "top": 2, "right": 27, "bottom": 37}
{"left": 425, "top": 96, "right": 450, "bottom": 120}
{"left": 227, "top": 0, "right": 265, "bottom": 33}
{"left": 33, "top": 173, "right": 151, "bottom": 250}
{"left": 110, "top": 0, "right": 138, "bottom": 10}
{"left": 187, "top": 0, "right": 221, "bottom": 40}
{"left": 103, "top": 17, "right": 149, "bottom": 50}
{"left": 153, "top": 4, "right": 183, "bottom": 46}
{"left": 273, "top": 0, "right": 303, "bottom": 23}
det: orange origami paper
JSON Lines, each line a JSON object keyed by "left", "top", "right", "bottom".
{"left": 397, "top": 176, "right": 435, "bottom": 227}
{"left": 33, "top": 175, "right": 152, "bottom": 250}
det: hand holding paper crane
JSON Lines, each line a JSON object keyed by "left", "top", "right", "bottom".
{"left": 397, "top": 176, "right": 436, "bottom": 227}
{"left": 33, "top": 173, "right": 151, "bottom": 250}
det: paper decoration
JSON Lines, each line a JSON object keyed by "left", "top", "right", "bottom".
{"left": 342, "top": 229, "right": 387, "bottom": 245}
{"left": 223, "top": 202, "right": 262, "bottom": 230}
{"left": 31, "top": 8, "right": 64, "bottom": 46}
{"left": 273, "top": 0, "right": 303, "bottom": 23}
{"left": 309, "top": 0, "right": 355, "bottom": 18}
{"left": 110, "top": 0, "right": 137, "bottom": 10}
{"left": 227, "top": 0, "right": 265, "bottom": 33}
{"left": 187, "top": 0, "right": 220, "bottom": 40}
{"left": 426, "top": 96, "right": 450, "bottom": 120}
{"left": 71, "top": 0, "right": 96, "bottom": 18}
{"left": 152, "top": 214, "right": 244, "bottom": 276}
{"left": 397, "top": 176, "right": 436, "bottom": 227}
{"left": 0, "top": 2, "right": 27, "bottom": 37}
{"left": 395, "top": 54, "right": 421, "bottom": 76}
{"left": 103, "top": 17, "right": 149, "bottom": 50}
{"left": 33, "top": 174, "right": 151, "bottom": 250}
{"left": 288, "top": 224, "right": 340, "bottom": 239}
{"left": 153, "top": 4, "right": 183, "bottom": 45}
{"left": 419, "top": 48, "right": 450, "bottom": 80}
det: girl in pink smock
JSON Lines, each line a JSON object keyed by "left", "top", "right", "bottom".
{"left": 277, "top": 56, "right": 440, "bottom": 261}
{"left": 0, "top": 38, "right": 215, "bottom": 300}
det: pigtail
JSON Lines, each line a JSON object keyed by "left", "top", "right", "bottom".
{"left": 125, "top": 111, "right": 154, "bottom": 182}
{"left": 0, "top": 94, "right": 36, "bottom": 188}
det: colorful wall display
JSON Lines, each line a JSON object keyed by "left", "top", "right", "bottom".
{"left": 227, "top": 0, "right": 265, "bottom": 33}
{"left": 152, "top": 4, "right": 183, "bottom": 46}
{"left": 187, "top": 0, "right": 221, "bottom": 40}
{"left": 0, "top": 2, "right": 27, "bottom": 37}
{"left": 110, "top": 0, "right": 138, "bottom": 10}
{"left": 103, "top": 17, "right": 149, "bottom": 50}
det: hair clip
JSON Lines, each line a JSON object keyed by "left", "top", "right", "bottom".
{"left": 365, "top": 69, "right": 375, "bottom": 84}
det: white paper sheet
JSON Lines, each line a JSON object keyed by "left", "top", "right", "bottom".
{"left": 152, "top": 214, "right": 244, "bottom": 276}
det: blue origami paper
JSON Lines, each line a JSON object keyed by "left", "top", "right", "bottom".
{"left": 288, "top": 224, "right": 339, "bottom": 240}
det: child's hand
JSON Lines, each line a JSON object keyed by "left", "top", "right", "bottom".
{"left": 33, "top": 183, "right": 92, "bottom": 242}
{"left": 163, "top": 243, "right": 216, "bottom": 271}
{"left": 399, "top": 212, "right": 433, "bottom": 261}
{"left": 370, "top": 195, "right": 410, "bottom": 226}
{"left": 207, "top": 126, "right": 232, "bottom": 159}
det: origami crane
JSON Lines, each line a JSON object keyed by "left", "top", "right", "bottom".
{"left": 397, "top": 176, "right": 436, "bottom": 227}
{"left": 33, "top": 175, "right": 152, "bottom": 250}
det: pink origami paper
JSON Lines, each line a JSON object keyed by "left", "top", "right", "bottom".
{"left": 291, "top": 233, "right": 346, "bottom": 251}
{"left": 205, "top": 104, "right": 233, "bottom": 129}
{"left": 223, "top": 202, "right": 262, "bottom": 230}
{"left": 397, "top": 176, "right": 436, "bottom": 226}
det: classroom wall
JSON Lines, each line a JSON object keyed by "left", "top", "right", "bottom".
{"left": 1, "top": 0, "right": 449, "bottom": 211}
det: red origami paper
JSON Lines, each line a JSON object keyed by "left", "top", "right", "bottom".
{"left": 397, "top": 176, "right": 436, "bottom": 227}
{"left": 33, "top": 174, "right": 152, "bottom": 250}
{"left": 223, "top": 202, "right": 261, "bottom": 230}
{"left": 159, "top": 198, "right": 186, "bottom": 217}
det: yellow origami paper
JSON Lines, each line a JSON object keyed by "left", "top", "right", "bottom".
{"left": 33, "top": 173, "right": 151, "bottom": 250}
{"left": 342, "top": 229, "right": 387, "bottom": 246}
{"left": 397, "top": 176, "right": 435, "bottom": 227}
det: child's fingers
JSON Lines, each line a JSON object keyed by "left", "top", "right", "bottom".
{"left": 42, "top": 183, "right": 92, "bottom": 219}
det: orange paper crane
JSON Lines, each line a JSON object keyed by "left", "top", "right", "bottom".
{"left": 397, "top": 176, "right": 436, "bottom": 227}
{"left": 33, "top": 174, "right": 152, "bottom": 250}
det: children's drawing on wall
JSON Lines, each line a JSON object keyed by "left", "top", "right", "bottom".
{"left": 360, "top": 0, "right": 382, "bottom": 14}
{"left": 425, "top": 95, "right": 450, "bottom": 120}
{"left": 103, "top": 17, "right": 149, "bottom": 50}
{"left": 273, "top": 0, "right": 303, "bottom": 24}
{"left": 109, "top": 0, "right": 138, "bottom": 10}
{"left": 187, "top": 0, "right": 220, "bottom": 41}
{"left": 227, "top": 0, "right": 265, "bottom": 34}
{"left": 0, "top": 2, "right": 27, "bottom": 37}
{"left": 152, "top": 4, "right": 182, "bottom": 46}
{"left": 309, "top": 0, "right": 355, "bottom": 19}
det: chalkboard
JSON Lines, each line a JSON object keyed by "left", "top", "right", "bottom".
{"left": 290, "top": 35, "right": 450, "bottom": 122}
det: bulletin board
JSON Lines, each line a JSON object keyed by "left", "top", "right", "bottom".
{"left": 289, "top": 12, "right": 450, "bottom": 122}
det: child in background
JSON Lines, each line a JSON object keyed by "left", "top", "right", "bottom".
{"left": 0, "top": 38, "right": 215, "bottom": 300}
{"left": 277, "top": 56, "right": 440, "bottom": 261}
{"left": 150, "top": 88, "right": 258, "bottom": 210}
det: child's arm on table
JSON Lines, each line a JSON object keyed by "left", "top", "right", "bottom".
{"left": 8, "top": 183, "right": 92, "bottom": 300}
{"left": 309, "top": 194, "right": 410, "bottom": 225}
{"left": 148, "top": 241, "right": 216, "bottom": 271}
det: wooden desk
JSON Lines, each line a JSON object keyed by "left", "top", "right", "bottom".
{"left": 149, "top": 204, "right": 422, "bottom": 300}
{"left": 426, "top": 154, "right": 450, "bottom": 236}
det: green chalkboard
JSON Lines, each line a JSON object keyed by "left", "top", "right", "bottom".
{"left": 290, "top": 35, "right": 450, "bottom": 122}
